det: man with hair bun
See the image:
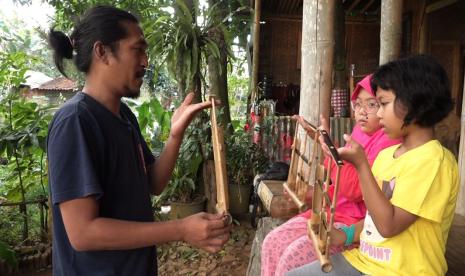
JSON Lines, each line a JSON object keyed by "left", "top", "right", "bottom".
{"left": 47, "top": 5, "right": 230, "bottom": 276}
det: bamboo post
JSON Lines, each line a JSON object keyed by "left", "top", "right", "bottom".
{"left": 300, "top": 0, "right": 335, "bottom": 125}
{"left": 379, "top": 0, "right": 403, "bottom": 65}
{"left": 251, "top": 0, "right": 261, "bottom": 102}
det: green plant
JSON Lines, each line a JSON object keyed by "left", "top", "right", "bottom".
{"left": 146, "top": 0, "right": 228, "bottom": 97}
{"left": 225, "top": 129, "right": 268, "bottom": 186}
{"left": 156, "top": 125, "right": 203, "bottom": 204}
{"left": 126, "top": 97, "right": 173, "bottom": 156}
{"left": 0, "top": 241, "right": 17, "bottom": 269}
{"left": 0, "top": 51, "right": 53, "bottom": 267}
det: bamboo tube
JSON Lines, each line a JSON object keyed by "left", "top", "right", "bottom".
{"left": 210, "top": 96, "right": 231, "bottom": 224}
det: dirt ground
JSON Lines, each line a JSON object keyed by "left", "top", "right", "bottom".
{"left": 9, "top": 217, "right": 255, "bottom": 276}
{"left": 157, "top": 219, "right": 255, "bottom": 276}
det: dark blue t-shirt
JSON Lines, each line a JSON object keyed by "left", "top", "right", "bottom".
{"left": 47, "top": 92, "right": 157, "bottom": 276}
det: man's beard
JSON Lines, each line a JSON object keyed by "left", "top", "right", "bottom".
{"left": 123, "top": 86, "right": 141, "bottom": 99}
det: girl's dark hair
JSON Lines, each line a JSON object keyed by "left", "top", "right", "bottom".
{"left": 371, "top": 55, "right": 454, "bottom": 127}
{"left": 48, "top": 5, "right": 138, "bottom": 77}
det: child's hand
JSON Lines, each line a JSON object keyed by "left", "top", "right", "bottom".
{"left": 337, "top": 134, "right": 368, "bottom": 168}
{"left": 292, "top": 115, "right": 315, "bottom": 134}
{"left": 330, "top": 227, "right": 346, "bottom": 247}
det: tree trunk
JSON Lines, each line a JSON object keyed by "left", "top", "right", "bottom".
{"left": 175, "top": 66, "right": 187, "bottom": 98}
{"left": 379, "top": 0, "right": 403, "bottom": 65}
{"left": 207, "top": 0, "right": 233, "bottom": 133}
{"left": 190, "top": 69, "right": 202, "bottom": 103}
{"left": 175, "top": 0, "right": 195, "bottom": 100}
{"left": 299, "top": 0, "right": 335, "bottom": 124}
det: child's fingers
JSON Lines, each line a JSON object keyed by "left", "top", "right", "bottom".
{"left": 343, "top": 134, "right": 352, "bottom": 145}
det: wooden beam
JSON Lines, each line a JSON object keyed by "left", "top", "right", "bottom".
{"left": 262, "top": 14, "right": 303, "bottom": 22}
{"left": 426, "top": 0, "right": 458, "bottom": 13}
{"left": 360, "top": 0, "right": 376, "bottom": 14}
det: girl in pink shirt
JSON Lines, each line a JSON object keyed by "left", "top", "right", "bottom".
{"left": 261, "top": 74, "right": 401, "bottom": 276}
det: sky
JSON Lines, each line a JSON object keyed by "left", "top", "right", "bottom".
{"left": 0, "top": 0, "right": 55, "bottom": 30}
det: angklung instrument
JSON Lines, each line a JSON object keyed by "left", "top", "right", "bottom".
{"left": 283, "top": 118, "right": 343, "bottom": 272}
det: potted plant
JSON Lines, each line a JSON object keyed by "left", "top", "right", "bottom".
{"left": 225, "top": 129, "right": 268, "bottom": 215}
{"left": 155, "top": 127, "right": 206, "bottom": 219}
{"left": 128, "top": 97, "right": 206, "bottom": 219}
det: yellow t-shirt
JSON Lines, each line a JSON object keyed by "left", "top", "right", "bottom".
{"left": 343, "top": 140, "right": 459, "bottom": 276}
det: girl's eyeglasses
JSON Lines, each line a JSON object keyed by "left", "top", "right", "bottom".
{"left": 351, "top": 100, "right": 380, "bottom": 114}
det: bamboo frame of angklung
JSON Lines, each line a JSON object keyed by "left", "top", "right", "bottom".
{"left": 283, "top": 119, "right": 343, "bottom": 273}
{"left": 209, "top": 95, "right": 232, "bottom": 224}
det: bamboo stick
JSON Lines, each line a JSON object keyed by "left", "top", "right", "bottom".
{"left": 210, "top": 96, "right": 231, "bottom": 224}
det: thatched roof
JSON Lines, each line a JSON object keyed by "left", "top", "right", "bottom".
{"left": 36, "top": 77, "right": 77, "bottom": 91}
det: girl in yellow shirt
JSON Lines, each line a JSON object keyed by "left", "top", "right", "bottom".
{"left": 287, "top": 55, "right": 459, "bottom": 276}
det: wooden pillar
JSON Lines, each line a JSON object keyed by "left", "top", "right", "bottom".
{"left": 415, "top": 0, "right": 427, "bottom": 54}
{"left": 418, "top": 9, "right": 428, "bottom": 53}
{"left": 300, "top": 0, "right": 335, "bottom": 125}
{"left": 456, "top": 71, "right": 465, "bottom": 216}
{"left": 251, "top": 0, "right": 261, "bottom": 102}
{"left": 379, "top": 0, "right": 403, "bottom": 65}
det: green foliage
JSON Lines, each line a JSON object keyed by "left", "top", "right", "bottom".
{"left": 0, "top": 52, "right": 29, "bottom": 96}
{"left": 225, "top": 129, "right": 268, "bottom": 186}
{"left": 156, "top": 124, "right": 204, "bottom": 203}
{"left": 0, "top": 94, "right": 52, "bottom": 201}
{"left": 0, "top": 50, "right": 53, "bottom": 268}
{"left": 0, "top": 241, "right": 17, "bottom": 269}
{"left": 145, "top": 0, "right": 238, "bottom": 96}
{"left": 0, "top": 51, "right": 52, "bottom": 201}
{"left": 47, "top": 0, "right": 164, "bottom": 30}
{"left": 126, "top": 97, "right": 173, "bottom": 156}
{"left": 227, "top": 70, "right": 249, "bottom": 120}
{"left": 127, "top": 97, "right": 206, "bottom": 204}
{"left": 145, "top": 66, "right": 178, "bottom": 101}
{"left": 0, "top": 9, "right": 60, "bottom": 78}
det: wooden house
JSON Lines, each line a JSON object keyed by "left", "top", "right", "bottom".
{"left": 252, "top": 0, "right": 464, "bottom": 208}
{"left": 248, "top": 1, "right": 465, "bottom": 275}
{"left": 22, "top": 77, "right": 78, "bottom": 104}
